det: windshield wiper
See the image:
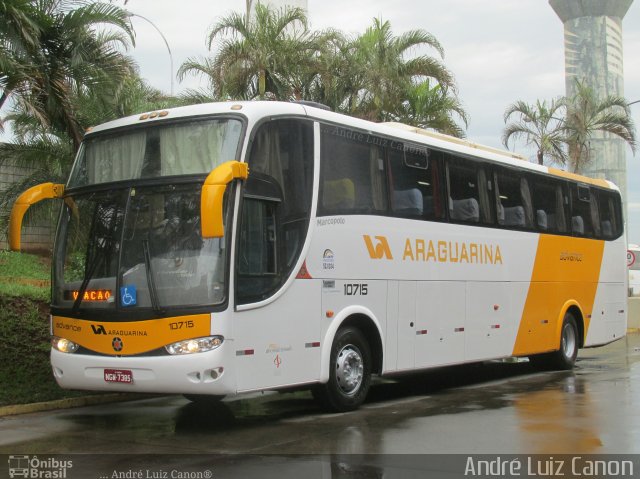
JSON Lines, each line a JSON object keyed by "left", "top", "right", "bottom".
{"left": 72, "top": 199, "right": 120, "bottom": 312}
{"left": 72, "top": 246, "right": 104, "bottom": 313}
{"left": 143, "top": 239, "right": 165, "bottom": 315}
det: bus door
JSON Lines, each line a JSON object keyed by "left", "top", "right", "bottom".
{"left": 232, "top": 118, "right": 318, "bottom": 392}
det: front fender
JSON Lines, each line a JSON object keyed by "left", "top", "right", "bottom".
{"left": 319, "top": 305, "right": 384, "bottom": 383}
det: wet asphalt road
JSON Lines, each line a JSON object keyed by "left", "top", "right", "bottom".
{"left": 1, "top": 333, "right": 639, "bottom": 477}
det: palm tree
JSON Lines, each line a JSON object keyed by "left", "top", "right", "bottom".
{"left": 294, "top": 31, "right": 359, "bottom": 113}
{"left": 564, "top": 80, "right": 636, "bottom": 173}
{"left": 75, "top": 73, "right": 184, "bottom": 127}
{"left": 178, "top": 10, "right": 465, "bottom": 135}
{"left": 176, "top": 56, "right": 221, "bottom": 104}
{"left": 294, "top": 29, "right": 361, "bottom": 111}
{"left": 179, "top": 4, "right": 317, "bottom": 101}
{"left": 0, "top": 0, "right": 41, "bottom": 118}
{"left": 349, "top": 18, "right": 456, "bottom": 122}
{"left": 502, "top": 98, "right": 567, "bottom": 166}
{"left": 0, "top": 0, "right": 136, "bottom": 151}
{"left": 393, "top": 80, "right": 468, "bottom": 138}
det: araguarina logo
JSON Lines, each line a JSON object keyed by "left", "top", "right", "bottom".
{"left": 363, "top": 235, "right": 393, "bottom": 260}
{"left": 91, "top": 324, "right": 107, "bottom": 335}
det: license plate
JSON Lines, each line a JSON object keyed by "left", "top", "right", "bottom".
{"left": 104, "top": 369, "right": 133, "bottom": 384}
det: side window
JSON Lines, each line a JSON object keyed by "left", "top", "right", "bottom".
{"left": 319, "top": 125, "right": 387, "bottom": 215}
{"left": 595, "top": 189, "right": 622, "bottom": 239}
{"left": 237, "top": 199, "right": 277, "bottom": 274}
{"left": 446, "top": 156, "right": 493, "bottom": 224}
{"left": 388, "top": 145, "right": 444, "bottom": 220}
{"left": 569, "top": 184, "right": 595, "bottom": 237}
{"left": 238, "top": 118, "right": 313, "bottom": 305}
{"left": 248, "top": 119, "right": 314, "bottom": 224}
{"left": 530, "top": 176, "right": 568, "bottom": 233}
{"left": 494, "top": 168, "right": 533, "bottom": 229}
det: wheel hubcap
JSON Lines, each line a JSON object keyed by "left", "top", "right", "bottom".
{"left": 335, "top": 344, "right": 364, "bottom": 396}
{"left": 562, "top": 323, "right": 576, "bottom": 359}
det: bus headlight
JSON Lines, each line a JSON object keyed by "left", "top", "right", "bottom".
{"left": 165, "top": 336, "right": 224, "bottom": 355}
{"left": 52, "top": 337, "right": 79, "bottom": 354}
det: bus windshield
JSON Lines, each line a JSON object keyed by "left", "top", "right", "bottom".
{"left": 68, "top": 118, "right": 242, "bottom": 188}
{"left": 53, "top": 183, "right": 228, "bottom": 312}
{"left": 52, "top": 117, "right": 243, "bottom": 313}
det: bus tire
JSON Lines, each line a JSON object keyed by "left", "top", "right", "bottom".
{"left": 529, "top": 312, "right": 579, "bottom": 370}
{"left": 315, "top": 327, "right": 372, "bottom": 412}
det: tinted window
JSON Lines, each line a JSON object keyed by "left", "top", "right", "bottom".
{"left": 595, "top": 189, "right": 623, "bottom": 239}
{"left": 494, "top": 168, "right": 533, "bottom": 229}
{"left": 238, "top": 118, "right": 314, "bottom": 304}
{"left": 447, "top": 157, "right": 493, "bottom": 224}
{"left": 319, "top": 125, "right": 387, "bottom": 215}
{"left": 388, "top": 145, "right": 444, "bottom": 220}
{"left": 529, "top": 176, "right": 568, "bottom": 233}
{"left": 569, "top": 184, "right": 595, "bottom": 237}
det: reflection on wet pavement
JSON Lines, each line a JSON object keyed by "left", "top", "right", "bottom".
{"left": 1, "top": 334, "right": 638, "bottom": 456}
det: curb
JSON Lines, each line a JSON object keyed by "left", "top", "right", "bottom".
{"left": 0, "top": 393, "right": 156, "bottom": 417}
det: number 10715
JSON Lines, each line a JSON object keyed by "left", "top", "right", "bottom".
{"left": 344, "top": 283, "right": 368, "bottom": 295}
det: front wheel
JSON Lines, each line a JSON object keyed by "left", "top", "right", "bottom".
{"left": 314, "top": 327, "right": 372, "bottom": 412}
{"left": 529, "top": 312, "right": 579, "bottom": 370}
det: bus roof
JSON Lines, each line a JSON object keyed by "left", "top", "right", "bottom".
{"left": 84, "top": 100, "right": 617, "bottom": 191}
{"left": 380, "top": 121, "right": 529, "bottom": 162}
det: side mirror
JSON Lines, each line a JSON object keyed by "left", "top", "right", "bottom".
{"left": 201, "top": 161, "right": 249, "bottom": 238}
{"left": 9, "top": 182, "right": 65, "bottom": 251}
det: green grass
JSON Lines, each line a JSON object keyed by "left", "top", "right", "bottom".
{"left": 0, "top": 250, "right": 51, "bottom": 300}
{"left": 0, "top": 295, "right": 62, "bottom": 405}
{"left": 0, "top": 251, "right": 100, "bottom": 406}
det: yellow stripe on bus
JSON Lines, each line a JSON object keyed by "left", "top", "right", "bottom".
{"left": 52, "top": 314, "right": 211, "bottom": 355}
{"left": 512, "top": 235, "right": 605, "bottom": 356}
{"left": 547, "top": 168, "right": 611, "bottom": 189}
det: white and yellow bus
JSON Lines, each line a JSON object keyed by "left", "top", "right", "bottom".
{"left": 10, "top": 101, "right": 627, "bottom": 411}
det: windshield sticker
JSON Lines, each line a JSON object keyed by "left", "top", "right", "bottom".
{"left": 120, "top": 286, "right": 137, "bottom": 307}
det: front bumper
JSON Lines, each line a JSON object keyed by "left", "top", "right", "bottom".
{"left": 51, "top": 345, "right": 235, "bottom": 395}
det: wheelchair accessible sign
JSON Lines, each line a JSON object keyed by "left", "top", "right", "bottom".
{"left": 120, "top": 286, "right": 137, "bottom": 307}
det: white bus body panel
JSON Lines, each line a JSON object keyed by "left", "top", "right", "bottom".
{"left": 233, "top": 280, "right": 322, "bottom": 392}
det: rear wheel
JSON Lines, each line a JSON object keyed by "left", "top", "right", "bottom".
{"left": 529, "top": 312, "right": 579, "bottom": 370}
{"left": 314, "top": 327, "right": 372, "bottom": 412}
